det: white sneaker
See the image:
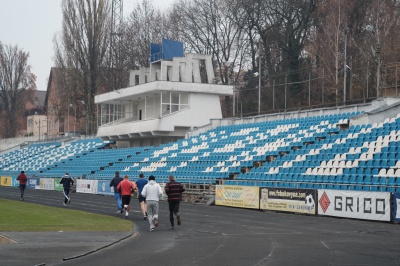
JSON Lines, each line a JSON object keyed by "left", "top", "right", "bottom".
{"left": 125, "top": 211, "right": 129, "bottom": 217}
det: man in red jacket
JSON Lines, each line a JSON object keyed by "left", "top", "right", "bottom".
{"left": 16, "top": 171, "right": 28, "bottom": 201}
{"left": 117, "top": 175, "right": 136, "bottom": 218}
{"left": 165, "top": 175, "right": 185, "bottom": 229}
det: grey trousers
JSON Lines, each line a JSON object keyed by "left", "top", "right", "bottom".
{"left": 146, "top": 200, "right": 159, "bottom": 229}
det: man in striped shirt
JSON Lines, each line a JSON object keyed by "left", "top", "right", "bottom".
{"left": 164, "top": 175, "right": 185, "bottom": 229}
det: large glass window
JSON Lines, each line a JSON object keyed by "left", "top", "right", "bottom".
{"left": 161, "top": 92, "right": 189, "bottom": 116}
{"left": 100, "top": 103, "right": 130, "bottom": 125}
{"left": 145, "top": 95, "right": 157, "bottom": 119}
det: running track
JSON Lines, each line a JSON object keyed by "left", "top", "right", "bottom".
{"left": 1, "top": 186, "right": 400, "bottom": 266}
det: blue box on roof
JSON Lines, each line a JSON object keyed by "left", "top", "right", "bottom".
{"left": 150, "top": 43, "right": 162, "bottom": 62}
{"left": 150, "top": 38, "right": 184, "bottom": 62}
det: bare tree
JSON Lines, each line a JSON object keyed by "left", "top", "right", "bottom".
{"left": 312, "top": 0, "right": 400, "bottom": 104}
{"left": 123, "top": 0, "right": 171, "bottom": 70}
{"left": 53, "top": 0, "right": 111, "bottom": 134}
{"left": 172, "top": 0, "right": 249, "bottom": 84}
{"left": 170, "top": 0, "right": 251, "bottom": 116}
{"left": 0, "top": 42, "right": 35, "bottom": 138}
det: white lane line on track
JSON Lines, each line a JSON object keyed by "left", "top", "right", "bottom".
{"left": 321, "top": 240, "right": 334, "bottom": 253}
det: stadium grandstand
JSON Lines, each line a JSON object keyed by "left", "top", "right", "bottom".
{"left": 1, "top": 40, "right": 400, "bottom": 223}
{"left": 1, "top": 101, "right": 399, "bottom": 190}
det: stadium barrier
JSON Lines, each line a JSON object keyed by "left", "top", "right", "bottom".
{"left": 1, "top": 176, "right": 170, "bottom": 200}
{"left": 2, "top": 176, "right": 398, "bottom": 222}
{"left": 215, "top": 184, "right": 397, "bottom": 222}
{"left": 318, "top": 189, "right": 390, "bottom": 221}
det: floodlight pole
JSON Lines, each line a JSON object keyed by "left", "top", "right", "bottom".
{"left": 343, "top": 30, "right": 347, "bottom": 104}
{"left": 258, "top": 42, "right": 261, "bottom": 115}
{"left": 67, "top": 104, "right": 70, "bottom": 134}
{"left": 38, "top": 119, "right": 41, "bottom": 141}
{"left": 376, "top": 40, "right": 381, "bottom": 98}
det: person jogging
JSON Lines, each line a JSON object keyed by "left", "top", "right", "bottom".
{"left": 116, "top": 175, "right": 136, "bottom": 218}
{"left": 165, "top": 175, "right": 185, "bottom": 229}
{"left": 141, "top": 175, "right": 163, "bottom": 231}
{"left": 110, "top": 171, "right": 123, "bottom": 213}
{"left": 135, "top": 173, "right": 148, "bottom": 220}
{"left": 16, "top": 171, "right": 28, "bottom": 201}
{"left": 60, "top": 172, "right": 74, "bottom": 206}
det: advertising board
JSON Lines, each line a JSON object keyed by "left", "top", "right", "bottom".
{"left": 215, "top": 185, "right": 259, "bottom": 209}
{"left": 317, "top": 189, "right": 390, "bottom": 221}
{"left": 260, "top": 187, "right": 316, "bottom": 214}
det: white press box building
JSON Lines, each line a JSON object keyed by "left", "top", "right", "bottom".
{"left": 95, "top": 40, "right": 233, "bottom": 147}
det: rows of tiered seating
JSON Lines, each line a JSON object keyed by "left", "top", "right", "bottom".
{"left": 0, "top": 142, "right": 62, "bottom": 177}
{"left": 109, "top": 112, "right": 368, "bottom": 184}
{"left": 0, "top": 139, "right": 110, "bottom": 178}
{"left": 1, "top": 111, "right": 399, "bottom": 193}
{"left": 224, "top": 114, "right": 400, "bottom": 192}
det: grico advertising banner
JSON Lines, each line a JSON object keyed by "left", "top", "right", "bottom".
{"left": 260, "top": 187, "right": 316, "bottom": 214}
{"left": 318, "top": 189, "right": 391, "bottom": 221}
{"left": 215, "top": 185, "right": 260, "bottom": 209}
{"left": 76, "top": 179, "right": 98, "bottom": 194}
{"left": 393, "top": 193, "right": 400, "bottom": 222}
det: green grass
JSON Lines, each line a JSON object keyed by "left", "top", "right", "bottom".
{"left": 0, "top": 199, "right": 133, "bottom": 232}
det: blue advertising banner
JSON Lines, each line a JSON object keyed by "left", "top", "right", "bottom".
{"left": 11, "top": 177, "right": 18, "bottom": 187}
{"left": 393, "top": 193, "right": 400, "bottom": 222}
{"left": 98, "top": 180, "right": 113, "bottom": 196}
{"left": 27, "top": 178, "right": 40, "bottom": 189}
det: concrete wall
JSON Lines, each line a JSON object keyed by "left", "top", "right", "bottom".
{"left": 188, "top": 97, "right": 400, "bottom": 138}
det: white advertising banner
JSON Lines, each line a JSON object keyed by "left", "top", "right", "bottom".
{"left": 39, "top": 178, "right": 55, "bottom": 190}
{"left": 76, "top": 179, "right": 98, "bottom": 194}
{"left": 317, "top": 189, "right": 390, "bottom": 221}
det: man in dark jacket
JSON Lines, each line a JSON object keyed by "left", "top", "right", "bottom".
{"left": 60, "top": 172, "right": 74, "bottom": 206}
{"left": 110, "top": 171, "right": 123, "bottom": 213}
{"left": 164, "top": 175, "right": 185, "bottom": 229}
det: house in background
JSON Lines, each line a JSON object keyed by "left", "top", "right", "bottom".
{"left": 24, "top": 90, "right": 47, "bottom": 139}
{"left": 44, "top": 68, "right": 87, "bottom": 138}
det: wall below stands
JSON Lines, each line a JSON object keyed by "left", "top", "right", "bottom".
{"left": 1, "top": 177, "right": 399, "bottom": 223}
{"left": 189, "top": 98, "right": 400, "bottom": 138}
{"left": 215, "top": 184, "right": 399, "bottom": 222}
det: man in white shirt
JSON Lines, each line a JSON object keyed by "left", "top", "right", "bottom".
{"left": 141, "top": 175, "right": 163, "bottom": 231}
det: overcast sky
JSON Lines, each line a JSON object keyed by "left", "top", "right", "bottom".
{"left": 0, "top": 0, "right": 175, "bottom": 91}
